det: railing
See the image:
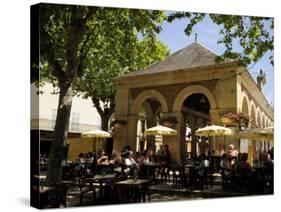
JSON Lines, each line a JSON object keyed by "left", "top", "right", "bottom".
{"left": 31, "top": 118, "right": 100, "bottom": 133}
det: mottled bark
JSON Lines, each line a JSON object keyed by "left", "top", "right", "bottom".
{"left": 46, "top": 83, "right": 73, "bottom": 185}
{"left": 42, "top": 7, "right": 95, "bottom": 185}
{"left": 92, "top": 97, "right": 114, "bottom": 131}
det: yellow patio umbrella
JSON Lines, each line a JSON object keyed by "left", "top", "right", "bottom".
{"left": 238, "top": 127, "right": 273, "bottom": 141}
{"left": 81, "top": 129, "right": 111, "bottom": 138}
{"left": 81, "top": 130, "right": 111, "bottom": 152}
{"left": 144, "top": 125, "right": 177, "bottom": 136}
{"left": 195, "top": 125, "right": 233, "bottom": 149}
{"left": 195, "top": 125, "right": 232, "bottom": 137}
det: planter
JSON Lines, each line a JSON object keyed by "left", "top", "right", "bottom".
{"left": 220, "top": 116, "right": 235, "bottom": 125}
{"left": 160, "top": 116, "right": 178, "bottom": 128}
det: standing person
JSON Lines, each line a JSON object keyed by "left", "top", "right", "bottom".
{"left": 203, "top": 142, "right": 210, "bottom": 156}
{"left": 147, "top": 145, "right": 156, "bottom": 163}
{"left": 161, "top": 144, "right": 171, "bottom": 166}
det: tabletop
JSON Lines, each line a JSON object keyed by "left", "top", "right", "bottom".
{"left": 93, "top": 173, "right": 116, "bottom": 181}
{"left": 117, "top": 179, "right": 150, "bottom": 186}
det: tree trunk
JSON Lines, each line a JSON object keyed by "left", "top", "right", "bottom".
{"left": 46, "top": 83, "right": 73, "bottom": 185}
{"left": 101, "top": 114, "right": 110, "bottom": 131}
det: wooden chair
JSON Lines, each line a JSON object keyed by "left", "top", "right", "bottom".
{"left": 197, "top": 167, "right": 209, "bottom": 190}
{"left": 172, "top": 165, "right": 186, "bottom": 188}
{"left": 78, "top": 178, "right": 96, "bottom": 205}
{"left": 220, "top": 168, "right": 233, "bottom": 191}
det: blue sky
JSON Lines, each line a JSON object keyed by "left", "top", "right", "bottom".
{"left": 156, "top": 15, "right": 274, "bottom": 106}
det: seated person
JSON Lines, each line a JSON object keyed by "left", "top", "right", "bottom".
{"left": 220, "top": 154, "right": 233, "bottom": 177}
{"left": 138, "top": 150, "right": 151, "bottom": 178}
{"left": 97, "top": 150, "right": 109, "bottom": 165}
{"left": 139, "top": 150, "right": 150, "bottom": 165}
{"left": 196, "top": 153, "right": 210, "bottom": 177}
{"left": 123, "top": 150, "right": 138, "bottom": 176}
{"left": 233, "top": 153, "right": 242, "bottom": 170}
{"left": 215, "top": 144, "right": 225, "bottom": 156}
{"left": 161, "top": 144, "right": 171, "bottom": 166}
{"left": 110, "top": 151, "right": 122, "bottom": 165}
{"left": 236, "top": 153, "right": 254, "bottom": 175}
{"left": 227, "top": 144, "right": 239, "bottom": 165}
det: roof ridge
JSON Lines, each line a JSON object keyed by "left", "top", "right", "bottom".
{"left": 118, "top": 42, "right": 232, "bottom": 78}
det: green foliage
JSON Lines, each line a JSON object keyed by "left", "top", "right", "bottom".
{"left": 75, "top": 8, "right": 170, "bottom": 117}
{"left": 39, "top": 4, "right": 169, "bottom": 122}
{"left": 168, "top": 12, "right": 274, "bottom": 67}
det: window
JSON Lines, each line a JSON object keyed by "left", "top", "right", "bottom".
{"left": 51, "top": 109, "right": 57, "bottom": 128}
{"left": 70, "top": 112, "right": 80, "bottom": 132}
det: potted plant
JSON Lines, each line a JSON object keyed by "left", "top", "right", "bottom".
{"left": 220, "top": 112, "right": 250, "bottom": 129}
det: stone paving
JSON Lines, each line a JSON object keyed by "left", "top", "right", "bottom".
{"left": 64, "top": 182, "right": 272, "bottom": 208}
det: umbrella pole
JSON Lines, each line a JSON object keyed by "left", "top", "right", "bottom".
{"left": 92, "top": 138, "right": 95, "bottom": 153}
{"left": 224, "top": 135, "right": 226, "bottom": 149}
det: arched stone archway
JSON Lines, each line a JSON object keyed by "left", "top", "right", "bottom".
{"left": 264, "top": 115, "right": 268, "bottom": 127}
{"left": 261, "top": 113, "right": 266, "bottom": 128}
{"left": 256, "top": 107, "right": 261, "bottom": 128}
{"left": 241, "top": 96, "right": 250, "bottom": 128}
{"left": 249, "top": 101, "right": 257, "bottom": 128}
{"left": 241, "top": 95, "right": 250, "bottom": 116}
{"left": 172, "top": 85, "right": 217, "bottom": 112}
{"left": 241, "top": 92, "right": 250, "bottom": 115}
{"left": 131, "top": 89, "right": 168, "bottom": 114}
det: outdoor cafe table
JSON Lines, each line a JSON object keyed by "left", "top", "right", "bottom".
{"left": 184, "top": 163, "right": 200, "bottom": 187}
{"left": 92, "top": 173, "right": 116, "bottom": 201}
{"left": 142, "top": 163, "right": 161, "bottom": 184}
{"left": 116, "top": 179, "right": 150, "bottom": 203}
{"left": 209, "top": 155, "right": 221, "bottom": 173}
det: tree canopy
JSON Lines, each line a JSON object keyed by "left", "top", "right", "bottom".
{"left": 75, "top": 11, "right": 169, "bottom": 129}
{"left": 38, "top": 4, "right": 170, "bottom": 183}
{"left": 40, "top": 4, "right": 170, "bottom": 131}
{"left": 168, "top": 12, "right": 274, "bottom": 67}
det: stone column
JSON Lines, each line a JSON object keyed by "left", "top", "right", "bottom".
{"left": 162, "top": 112, "right": 184, "bottom": 165}
{"left": 126, "top": 114, "right": 139, "bottom": 152}
{"left": 113, "top": 86, "right": 130, "bottom": 152}
{"left": 112, "top": 115, "right": 128, "bottom": 152}
{"left": 191, "top": 129, "right": 198, "bottom": 157}
{"left": 146, "top": 114, "right": 156, "bottom": 148}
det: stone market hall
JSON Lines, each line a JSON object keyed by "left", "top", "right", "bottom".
{"left": 112, "top": 42, "right": 273, "bottom": 164}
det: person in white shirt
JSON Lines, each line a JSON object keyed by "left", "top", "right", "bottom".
{"left": 123, "top": 150, "right": 138, "bottom": 176}
{"left": 124, "top": 151, "right": 136, "bottom": 166}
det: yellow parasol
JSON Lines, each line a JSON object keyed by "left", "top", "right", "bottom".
{"left": 195, "top": 125, "right": 232, "bottom": 137}
{"left": 81, "top": 130, "right": 111, "bottom": 152}
{"left": 81, "top": 130, "right": 111, "bottom": 138}
{"left": 144, "top": 125, "right": 177, "bottom": 136}
{"left": 238, "top": 127, "right": 273, "bottom": 141}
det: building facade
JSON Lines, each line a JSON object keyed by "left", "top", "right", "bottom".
{"left": 31, "top": 82, "right": 101, "bottom": 154}
{"left": 112, "top": 42, "right": 274, "bottom": 164}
